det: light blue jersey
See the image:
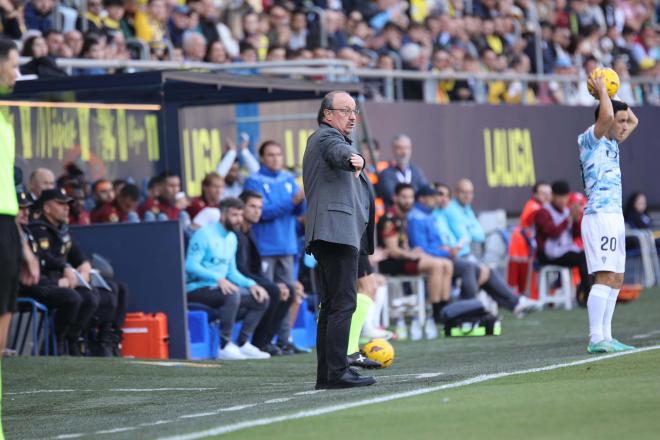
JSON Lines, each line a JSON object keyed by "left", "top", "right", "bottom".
{"left": 577, "top": 125, "right": 622, "bottom": 215}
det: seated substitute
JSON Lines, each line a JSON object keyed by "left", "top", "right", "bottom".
{"left": 377, "top": 183, "right": 453, "bottom": 327}
{"left": 236, "top": 190, "right": 295, "bottom": 357}
{"left": 185, "top": 197, "right": 271, "bottom": 360}
{"left": 534, "top": 180, "right": 591, "bottom": 299}
{"left": 409, "top": 185, "right": 539, "bottom": 317}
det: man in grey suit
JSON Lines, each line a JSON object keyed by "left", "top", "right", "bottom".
{"left": 303, "top": 91, "right": 376, "bottom": 389}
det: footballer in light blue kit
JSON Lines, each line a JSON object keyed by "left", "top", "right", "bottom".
{"left": 578, "top": 73, "right": 638, "bottom": 354}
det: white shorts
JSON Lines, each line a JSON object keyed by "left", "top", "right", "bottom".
{"left": 581, "top": 213, "right": 626, "bottom": 274}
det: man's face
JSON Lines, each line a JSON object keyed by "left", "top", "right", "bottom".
{"left": 31, "top": 169, "right": 56, "bottom": 197}
{"left": 95, "top": 181, "right": 115, "bottom": 203}
{"left": 88, "top": 0, "right": 103, "bottom": 15}
{"left": 608, "top": 109, "right": 630, "bottom": 142}
{"left": 243, "top": 196, "right": 263, "bottom": 224}
{"left": 44, "top": 200, "right": 70, "bottom": 224}
{"left": 535, "top": 184, "right": 552, "bottom": 204}
{"left": 0, "top": 49, "right": 18, "bottom": 94}
{"left": 163, "top": 176, "right": 181, "bottom": 201}
{"left": 323, "top": 93, "right": 357, "bottom": 137}
{"left": 455, "top": 181, "right": 474, "bottom": 206}
{"left": 261, "top": 143, "right": 284, "bottom": 172}
{"left": 222, "top": 207, "right": 243, "bottom": 231}
{"left": 392, "top": 138, "right": 412, "bottom": 166}
{"left": 395, "top": 188, "right": 415, "bottom": 213}
{"left": 418, "top": 194, "right": 437, "bottom": 209}
{"left": 117, "top": 196, "right": 138, "bottom": 214}
{"left": 203, "top": 177, "right": 224, "bottom": 204}
{"left": 552, "top": 193, "right": 569, "bottom": 210}
{"left": 436, "top": 186, "right": 451, "bottom": 209}
{"left": 17, "top": 206, "right": 30, "bottom": 226}
{"left": 46, "top": 33, "right": 65, "bottom": 56}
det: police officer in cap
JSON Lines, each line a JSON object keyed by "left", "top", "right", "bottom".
{"left": 28, "top": 188, "right": 118, "bottom": 356}
{"left": 16, "top": 191, "right": 87, "bottom": 355}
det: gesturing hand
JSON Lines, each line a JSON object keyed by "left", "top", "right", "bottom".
{"left": 349, "top": 153, "right": 365, "bottom": 178}
{"left": 250, "top": 285, "right": 269, "bottom": 303}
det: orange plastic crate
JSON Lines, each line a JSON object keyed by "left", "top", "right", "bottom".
{"left": 121, "top": 312, "right": 169, "bottom": 359}
{"left": 618, "top": 284, "right": 642, "bottom": 303}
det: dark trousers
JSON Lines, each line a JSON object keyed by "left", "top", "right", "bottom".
{"left": 0, "top": 215, "right": 20, "bottom": 315}
{"left": 539, "top": 251, "right": 592, "bottom": 295}
{"left": 252, "top": 282, "right": 294, "bottom": 348}
{"left": 19, "top": 283, "right": 83, "bottom": 338}
{"left": 453, "top": 258, "right": 519, "bottom": 311}
{"left": 236, "top": 290, "right": 269, "bottom": 346}
{"left": 311, "top": 240, "right": 359, "bottom": 384}
{"left": 188, "top": 287, "right": 240, "bottom": 347}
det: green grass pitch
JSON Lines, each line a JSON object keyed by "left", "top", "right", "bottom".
{"left": 3, "top": 288, "right": 660, "bottom": 439}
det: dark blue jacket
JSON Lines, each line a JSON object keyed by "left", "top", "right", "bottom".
{"left": 244, "top": 165, "right": 305, "bottom": 257}
{"left": 407, "top": 202, "right": 450, "bottom": 258}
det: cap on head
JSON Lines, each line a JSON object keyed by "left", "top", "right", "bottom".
{"left": 39, "top": 188, "right": 73, "bottom": 205}
{"left": 16, "top": 191, "right": 34, "bottom": 208}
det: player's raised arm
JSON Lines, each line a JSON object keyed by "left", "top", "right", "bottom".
{"left": 590, "top": 73, "right": 614, "bottom": 139}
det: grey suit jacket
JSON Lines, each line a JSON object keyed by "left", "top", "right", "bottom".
{"left": 303, "top": 123, "right": 375, "bottom": 254}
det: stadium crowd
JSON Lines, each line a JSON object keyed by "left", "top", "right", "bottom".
{"left": 2, "top": 0, "right": 657, "bottom": 103}
{"left": 15, "top": 130, "right": 658, "bottom": 361}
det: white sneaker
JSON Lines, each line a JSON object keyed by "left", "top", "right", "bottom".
{"left": 513, "top": 296, "right": 540, "bottom": 318}
{"left": 424, "top": 318, "right": 438, "bottom": 340}
{"left": 361, "top": 325, "right": 393, "bottom": 340}
{"left": 239, "top": 342, "right": 271, "bottom": 359}
{"left": 218, "top": 342, "right": 248, "bottom": 360}
{"left": 410, "top": 318, "right": 423, "bottom": 341}
{"left": 395, "top": 318, "right": 408, "bottom": 341}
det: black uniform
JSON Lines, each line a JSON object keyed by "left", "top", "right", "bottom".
{"left": 26, "top": 216, "right": 117, "bottom": 356}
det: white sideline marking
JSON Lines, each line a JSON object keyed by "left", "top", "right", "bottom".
{"left": 415, "top": 373, "right": 444, "bottom": 379}
{"left": 180, "top": 413, "right": 218, "bottom": 419}
{"left": 95, "top": 427, "right": 136, "bottom": 434}
{"left": 6, "top": 389, "right": 82, "bottom": 395}
{"left": 631, "top": 329, "right": 660, "bottom": 340}
{"left": 139, "top": 420, "right": 174, "bottom": 427}
{"left": 53, "top": 434, "right": 85, "bottom": 439}
{"left": 218, "top": 404, "right": 257, "bottom": 412}
{"left": 294, "top": 390, "right": 325, "bottom": 396}
{"left": 110, "top": 388, "right": 218, "bottom": 392}
{"left": 158, "top": 345, "right": 660, "bottom": 440}
{"left": 264, "top": 398, "right": 292, "bottom": 404}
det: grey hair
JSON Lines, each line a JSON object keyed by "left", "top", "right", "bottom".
{"left": 391, "top": 133, "right": 412, "bottom": 146}
{"left": 182, "top": 31, "right": 206, "bottom": 50}
{"left": 317, "top": 90, "right": 344, "bottom": 125}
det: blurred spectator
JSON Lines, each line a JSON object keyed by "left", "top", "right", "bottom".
{"left": 63, "top": 181, "right": 91, "bottom": 225}
{"left": 205, "top": 40, "right": 229, "bottom": 63}
{"left": 0, "top": 0, "right": 21, "bottom": 39}
{"left": 624, "top": 192, "right": 653, "bottom": 230}
{"left": 91, "top": 183, "right": 140, "bottom": 223}
{"left": 76, "top": 0, "right": 105, "bottom": 35}
{"left": 65, "top": 30, "right": 84, "bottom": 57}
{"left": 135, "top": 0, "right": 167, "bottom": 43}
{"left": 45, "top": 30, "right": 71, "bottom": 57}
{"left": 534, "top": 180, "right": 591, "bottom": 297}
{"left": 168, "top": 5, "right": 193, "bottom": 48}
{"left": 104, "top": 0, "right": 129, "bottom": 37}
{"left": 25, "top": 0, "right": 59, "bottom": 34}
{"left": 377, "top": 134, "right": 429, "bottom": 206}
{"left": 182, "top": 31, "right": 206, "bottom": 61}
{"left": 140, "top": 170, "right": 180, "bottom": 220}
{"left": 28, "top": 167, "right": 56, "bottom": 200}
{"left": 244, "top": 140, "right": 305, "bottom": 286}
{"left": 288, "top": 9, "right": 309, "bottom": 51}
{"left": 90, "top": 178, "right": 115, "bottom": 214}
{"left": 21, "top": 35, "right": 49, "bottom": 58}
{"left": 216, "top": 134, "right": 260, "bottom": 199}
{"left": 443, "top": 178, "right": 485, "bottom": 256}
{"left": 187, "top": 172, "right": 224, "bottom": 219}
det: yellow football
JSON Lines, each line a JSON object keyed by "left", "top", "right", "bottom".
{"left": 587, "top": 67, "right": 620, "bottom": 98}
{"left": 363, "top": 338, "right": 395, "bottom": 368}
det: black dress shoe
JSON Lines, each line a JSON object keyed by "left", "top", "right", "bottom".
{"left": 326, "top": 368, "right": 376, "bottom": 389}
{"left": 260, "top": 343, "right": 283, "bottom": 356}
{"left": 348, "top": 352, "right": 382, "bottom": 369}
